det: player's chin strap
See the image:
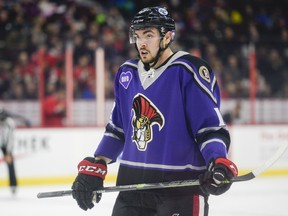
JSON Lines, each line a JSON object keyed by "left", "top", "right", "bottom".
{"left": 143, "top": 38, "right": 172, "bottom": 71}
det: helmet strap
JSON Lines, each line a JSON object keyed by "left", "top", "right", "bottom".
{"left": 137, "top": 36, "right": 170, "bottom": 71}
{"left": 147, "top": 37, "right": 170, "bottom": 70}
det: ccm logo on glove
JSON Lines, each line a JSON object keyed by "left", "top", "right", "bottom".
{"left": 78, "top": 160, "right": 107, "bottom": 179}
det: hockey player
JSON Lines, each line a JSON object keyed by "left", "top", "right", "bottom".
{"left": 72, "top": 6, "right": 238, "bottom": 215}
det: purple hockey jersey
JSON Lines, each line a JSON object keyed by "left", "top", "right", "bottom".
{"left": 95, "top": 51, "right": 230, "bottom": 191}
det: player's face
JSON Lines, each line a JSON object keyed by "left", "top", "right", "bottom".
{"left": 134, "top": 28, "right": 161, "bottom": 64}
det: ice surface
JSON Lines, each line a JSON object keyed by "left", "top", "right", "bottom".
{"left": 1, "top": 176, "right": 288, "bottom": 216}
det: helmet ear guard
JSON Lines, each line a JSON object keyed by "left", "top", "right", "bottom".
{"left": 129, "top": 26, "right": 137, "bottom": 44}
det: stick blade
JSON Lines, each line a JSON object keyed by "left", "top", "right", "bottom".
{"left": 230, "top": 172, "right": 255, "bottom": 182}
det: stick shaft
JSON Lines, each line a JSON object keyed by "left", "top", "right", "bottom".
{"left": 37, "top": 179, "right": 200, "bottom": 198}
{"left": 37, "top": 142, "right": 288, "bottom": 199}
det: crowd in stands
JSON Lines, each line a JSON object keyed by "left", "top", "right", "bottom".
{"left": 0, "top": 0, "right": 288, "bottom": 100}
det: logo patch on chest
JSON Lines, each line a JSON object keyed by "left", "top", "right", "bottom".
{"left": 119, "top": 71, "right": 132, "bottom": 89}
{"left": 131, "top": 94, "right": 165, "bottom": 151}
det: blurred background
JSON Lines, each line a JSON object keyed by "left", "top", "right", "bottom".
{"left": 0, "top": 0, "right": 288, "bottom": 127}
{"left": 0, "top": 0, "right": 288, "bottom": 188}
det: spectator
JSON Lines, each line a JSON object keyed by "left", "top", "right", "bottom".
{"left": 43, "top": 87, "right": 66, "bottom": 127}
{"left": 73, "top": 54, "right": 95, "bottom": 98}
{"left": 0, "top": 0, "right": 288, "bottom": 99}
{"left": 223, "top": 101, "right": 242, "bottom": 124}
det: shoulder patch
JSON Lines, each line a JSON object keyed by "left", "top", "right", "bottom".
{"left": 199, "top": 66, "right": 210, "bottom": 83}
{"left": 119, "top": 71, "right": 133, "bottom": 89}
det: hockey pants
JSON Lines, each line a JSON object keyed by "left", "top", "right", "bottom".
{"left": 111, "top": 191, "right": 209, "bottom": 216}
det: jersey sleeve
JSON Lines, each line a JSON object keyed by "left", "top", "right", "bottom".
{"left": 94, "top": 68, "right": 125, "bottom": 162}
{"left": 181, "top": 55, "right": 230, "bottom": 165}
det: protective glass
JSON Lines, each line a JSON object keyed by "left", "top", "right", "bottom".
{"left": 129, "top": 28, "right": 161, "bottom": 44}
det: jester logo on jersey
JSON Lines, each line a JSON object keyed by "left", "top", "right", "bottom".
{"left": 131, "top": 94, "right": 164, "bottom": 151}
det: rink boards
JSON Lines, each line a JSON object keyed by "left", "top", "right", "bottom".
{"left": 0, "top": 125, "right": 288, "bottom": 186}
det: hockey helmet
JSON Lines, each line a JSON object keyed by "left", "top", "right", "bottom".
{"left": 129, "top": 7, "right": 176, "bottom": 44}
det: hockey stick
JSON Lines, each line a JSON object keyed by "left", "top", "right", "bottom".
{"left": 37, "top": 142, "right": 288, "bottom": 199}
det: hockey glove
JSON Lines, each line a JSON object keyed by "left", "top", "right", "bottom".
{"left": 72, "top": 157, "right": 107, "bottom": 211}
{"left": 199, "top": 158, "right": 238, "bottom": 195}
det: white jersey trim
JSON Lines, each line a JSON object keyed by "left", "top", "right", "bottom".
{"left": 171, "top": 61, "right": 218, "bottom": 104}
{"left": 104, "top": 132, "right": 121, "bottom": 140}
{"left": 119, "top": 159, "right": 206, "bottom": 171}
{"left": 197, "top": 126, "right": 227, "bottom": 134}
{"left": 108, "top": 120, "right": 124, "bottom": 133}
{"left": 200, "top": 138, "right": 227, "bottom": 153}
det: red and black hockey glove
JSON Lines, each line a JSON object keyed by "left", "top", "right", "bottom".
{"left": 199, "top": 158, "right": 238, "bottom": 195}
{"left": 72, "top": 157, "right": 107, "bottom": 211}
